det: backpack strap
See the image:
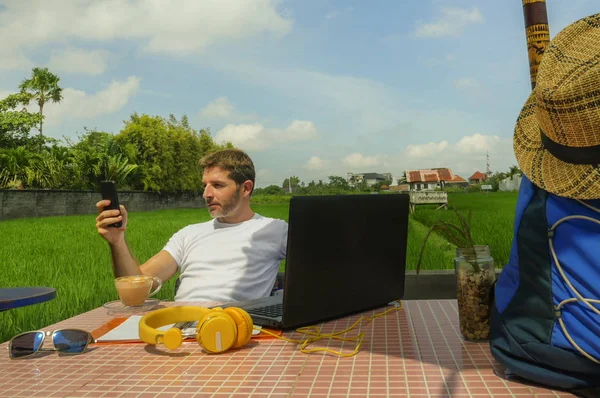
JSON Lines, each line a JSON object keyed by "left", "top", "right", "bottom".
{"left": 550, "top": 199, "right": 600, "bottom": 364}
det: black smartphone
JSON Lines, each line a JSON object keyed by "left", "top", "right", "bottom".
{"left": 100, "top": 181, "right": 122, "bottom": 228}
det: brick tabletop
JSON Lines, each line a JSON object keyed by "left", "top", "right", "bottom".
{"left": 0, "top": 300, "right": 575, "bottom": 397}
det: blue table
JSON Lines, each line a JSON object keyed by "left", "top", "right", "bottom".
{"left": 0, "top": 287, "right": 56, "bottom": 311}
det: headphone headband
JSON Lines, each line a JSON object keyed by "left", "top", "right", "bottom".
{"left": 139, "top": 306, "right": 210, "bottom": 345}
{"left": 138, "top": 305, "right": 253, "bottom": 353}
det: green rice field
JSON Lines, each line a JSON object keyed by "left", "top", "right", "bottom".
{"left": 0, "top": 191, "right": 518, "bottom": 344}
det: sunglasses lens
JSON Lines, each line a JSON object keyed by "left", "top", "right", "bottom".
{"left": 10, "top": 332, "right": 44, "bottom": 358}
{"left": 53, "top": 330, "right": 90, "bottom": 353}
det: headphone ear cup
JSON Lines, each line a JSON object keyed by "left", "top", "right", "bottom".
{"left": 223, "top": 307, "right": 253, "bottom": 348}
{"left": 162, "top": 327, "right": 183, "bottom": 350}
{"left": 196, "top": 310, "right": 237, "bottom": 353}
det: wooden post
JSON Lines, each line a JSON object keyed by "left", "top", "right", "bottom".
{"left": 522, "top": 0, "right": 550, "bottom": 89}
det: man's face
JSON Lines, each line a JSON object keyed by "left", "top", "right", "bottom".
{"left": 202, "top": 167, "right": 243, "bottom": 219}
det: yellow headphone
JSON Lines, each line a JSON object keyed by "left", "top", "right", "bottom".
{"left": 138, "top": 306, "right": 253, "bottom": 353}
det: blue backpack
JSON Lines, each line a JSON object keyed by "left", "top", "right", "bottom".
{"left": 490, "top": 176, "right": 600, "bottom": 396}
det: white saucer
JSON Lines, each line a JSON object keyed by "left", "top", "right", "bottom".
{"left": 103, "top": 299, "right": 160, "bottom": 313}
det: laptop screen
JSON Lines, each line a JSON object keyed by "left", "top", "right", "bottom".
{"left": 281, "top": 193, "right": 409, "bottom": 329}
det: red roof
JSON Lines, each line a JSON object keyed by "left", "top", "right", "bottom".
{"left": 469, "top": 171, "right": 487, "bottom": 180}
{"left": 424, "top": 173, "right": 438, "bottom": 182}
{"left": 405, "top": 168, "right": 454, "bottom": 183}
{"left": 436, "top": 168, "right": 453, "bottom": 181}
{"left": 450, "top": 175, "right": 467, "bottom": 182}
{"left": 409, "top": 171, "right": 421, "bottom": 182}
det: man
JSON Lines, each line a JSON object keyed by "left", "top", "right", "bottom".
{"left": 95, "top": 149, "right": 288, "bottom": 302}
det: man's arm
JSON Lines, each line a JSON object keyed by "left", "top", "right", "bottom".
{"left": 110, "top": 239, "right": 178, "bottom": 283}
{"left": 97, "top": 199, "right": 179, "bottom": 283}
{"left": 109, "top": 238, "right": 142, "bottom": 277}
{"left": 139, "top": 250, "right": 179, "bottom": 283}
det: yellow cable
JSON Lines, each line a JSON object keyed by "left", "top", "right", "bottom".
{"left": 254, "top": 300, "right": 403, "bottom": 357}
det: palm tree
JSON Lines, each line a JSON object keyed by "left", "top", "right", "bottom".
{"left": 19, "top": 67, "right": 63, "bottom": 138}
{"left": 508, "top": 165, "right": 522, "bottom": 177}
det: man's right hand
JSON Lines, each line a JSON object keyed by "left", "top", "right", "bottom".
{"left": 96, "top": 200, "right": 127, "bottom": 245}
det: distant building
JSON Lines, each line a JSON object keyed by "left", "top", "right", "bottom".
{"left": 389, "top": 184, "right": 410, "bottom": 192}
{"left": 446, "top": 175, "right": 469, "bottom": 188}
{"left": 347, "top": 172, "right": 393, "bottom": 187}
{"left": 404, "top": 168, "right": 454, "bottom": 191}
{"left": 469, "top": 171, "right": 488, "bottom": 184}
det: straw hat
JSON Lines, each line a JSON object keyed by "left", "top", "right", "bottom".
{"left": 514, "top": 13, "right": 600, "bottom": 199}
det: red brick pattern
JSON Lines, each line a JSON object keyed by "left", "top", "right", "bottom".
{"left": 0, "top": 300, "right": 575, "bottom": 397}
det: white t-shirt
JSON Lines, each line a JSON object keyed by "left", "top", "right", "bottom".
{"left": 163, "top": 213, "right": 287, "bottom": 302}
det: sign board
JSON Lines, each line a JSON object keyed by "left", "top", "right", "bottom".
{"left": 408, "top": 191, "right": 448, "bottom": 213}
{"left": 481, "top": 184, "right": 492, "bottom": 191}
{"left": 409, "top": 191, "right": 448, "bottom": 205}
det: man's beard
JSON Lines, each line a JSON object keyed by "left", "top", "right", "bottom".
{"left": 208, "top": 187, "right": 241, "bottom": 220}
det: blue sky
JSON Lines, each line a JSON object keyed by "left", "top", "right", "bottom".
{"left": 0, "top": 0, "right": 597, "bottom": 187}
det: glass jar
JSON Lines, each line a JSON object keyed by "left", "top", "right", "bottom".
{"left": 454, "top": 245, "right": 496, "bottom": 341}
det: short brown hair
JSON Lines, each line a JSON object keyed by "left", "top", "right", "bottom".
{"left": 199, "top": 149, "right": 255, "bottom": 191}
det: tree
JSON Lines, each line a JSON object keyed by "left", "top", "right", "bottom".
{"left": 0, "top": 146, "right": 40, "bottom": 189}
{"left": 371, "top": 179, "right": 392, "bottom": 191}
{"left": 487, "top": 171, "right": 508, "bottom": 192}
{"left": 256, "top": 185, "right": 283, "bottom": 195}
{"left": 508, "top": 165, "right": 522, "bottom": 177}
{"left": 281, "top": 176, "right": 300, "bottom": 191}
{"left": 116, "top": 113, "right": 230, "bottom": 192}
{"left": 19, "top": 67, "right": 63, "bottom": 138}
{"left": 357, "top": 180, "right": 371, "bottom": 192}
{"left": 327, "top": 175, "right": 351, "bottom": 191}
{"left": 0, "top": 92, "right": 43, "bottom": 148}
{"left": 397, "top": 172, "right": 407, "bottom": 185}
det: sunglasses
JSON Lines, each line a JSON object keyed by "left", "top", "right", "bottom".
{"left": 9, "top": 329, "right": 94, "bottom": 359}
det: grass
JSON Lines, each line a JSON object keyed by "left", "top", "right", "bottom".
{"left": 411, "top": 191, "right": 519, "bottom": 268}
{"left": 0, "top": 192, "right": 518, "bottom": 344}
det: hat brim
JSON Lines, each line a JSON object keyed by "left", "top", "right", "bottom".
{"left": 514, "top": 91, "right": 600, "bottom": 200}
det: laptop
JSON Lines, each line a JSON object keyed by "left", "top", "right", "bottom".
{"left": 222, "top": 193, "right": 410, "bottom": 330}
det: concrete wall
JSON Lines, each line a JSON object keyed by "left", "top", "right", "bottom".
{"left": 499, "top": 175, "right": 522, "bottom": 192}
{"left": 0, "top": 189, "right": 206, "bottom": 220}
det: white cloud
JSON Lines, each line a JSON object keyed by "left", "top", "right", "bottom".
{"left": 405, "top": 140, "right": 449, "bottom": 158}
{"left": 47, "top": 47, "right": 112, "bottom": 76}
{"left": 342, "top": 153, "right": 382, "bottom": 168}
{"left": 304, "top": 156, "right": 329, "bottom": 170}
{"left": 285, "top": 120, "right": 317, "bottom": 140}
{"left": 198, "top": 96, "right": 259, "bottom": 122}
{"left": 454, "top": 77, "right": 482, "bottom": 93}
{"left": 214, "top": 120, "right": 318, "bottom": 151}
{"left": 404, "top": 134, "right": 499, "bottom": 160}
{"left": 42, "top": 76, "right": 141, "bottom": 125}
{"left": 284, "top": 133, "right": 515, "bottom": 185}
{"left": 199, "top": 97, "right": 236, "bottom": 119}
{"left": 325, "top": 11, "right": 339, "bottom": 20}
{"left": 0, "top": 0, "right": 293, "bottom": 60}
{"left": 0, "top": 47, "right": 33, "bottom": 71}
{"left": 214, "top": 123, "right": 266, "bottom": 151}
{"left": 455, "top": 133, "right": 500, "bottom": 154}
{"left": 257, "top": 169, "right": 273, "bottom": 178}
{"left": 391, "top": 134, "right": 513, "bottom": 178}
{"left": 206, "top": 60, "right": 401, "bottom": 133}
{"left": 412, "top": 7, "right": 483, "bottom": 38}
{"left": 0, "top": 90, "right": 14, "bottom": 100}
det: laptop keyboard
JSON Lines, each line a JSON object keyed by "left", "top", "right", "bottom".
{"left": 247, "top": 303, "right": 283, "bottom": 318}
